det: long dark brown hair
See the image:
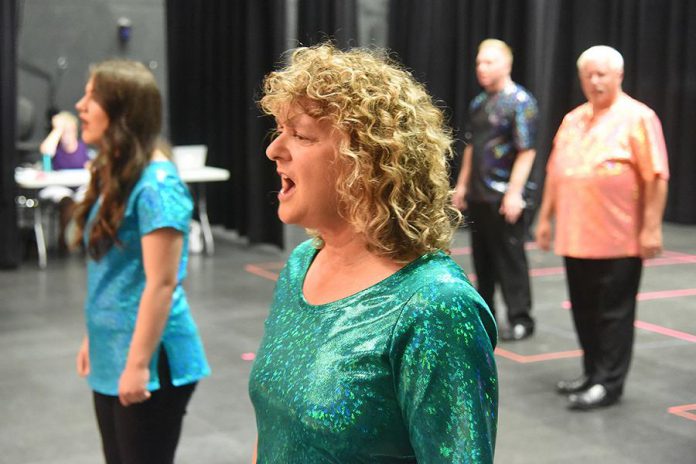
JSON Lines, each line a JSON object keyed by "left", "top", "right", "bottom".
{"left": 73, "top": 60, "right": 162, "bottom": 260}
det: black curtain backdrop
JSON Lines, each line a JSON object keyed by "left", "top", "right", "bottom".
{"left": 0, "top": 0, "right": 20, "bottom": 269}
{"left": 388, "top": 0, "right": 696, "bottom": 224}
{"left": 388, "top": 0, "right": 531, "bottom": 170}
{"left": 166, "top": 0, "right": 287, "bottom": 246}
{"left": 297, "top": 0, "right": 358, "bottom": 48}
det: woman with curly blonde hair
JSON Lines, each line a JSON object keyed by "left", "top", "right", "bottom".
{"left": 249, "top": 43, "right": 497, "bottom": 463}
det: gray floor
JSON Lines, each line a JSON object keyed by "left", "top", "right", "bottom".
{"left": 1, "top": 223, "right": 695, "bottom": 464}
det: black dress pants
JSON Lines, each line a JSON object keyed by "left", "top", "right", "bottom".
{"left": 93, "top": 347, "right": 197, "bottom": 464}
{"left": 467, "top": 201, "right": 534, "bottom": 328}
{"left": 564, "top": 256, "right": 643, "bottom": 397}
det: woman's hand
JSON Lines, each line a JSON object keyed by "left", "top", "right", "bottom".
{"left": 76, "top": 336, "right": 90, "bottom": 377}
{"left": 117, "top": 229, "right": 182, "bottom": 407}
{"left": 118, "top": 365, "right": 151, "bottom": 406}
{"left": 52, "top": 114, "right": 65, "bottom": 131}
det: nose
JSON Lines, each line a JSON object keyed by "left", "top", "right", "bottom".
{"left": 75, "top": 96, "right": 85, "bottom": 113}
{"left": 266, "top": 133, "right": 288, "bottom": 161}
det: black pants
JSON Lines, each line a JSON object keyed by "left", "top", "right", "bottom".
{"left": 467, "top": 201, "right": 534, "bottom": 328}
{"left": 93, "top": 348, "right": 197, "bottom": 464}
{"left": 564, "top": 256, "right": 643, "bottom": 397}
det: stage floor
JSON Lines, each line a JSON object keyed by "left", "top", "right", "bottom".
{"left": 1, "top": 223, "right": 694, "bottom": 463}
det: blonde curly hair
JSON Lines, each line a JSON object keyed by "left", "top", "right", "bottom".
{"left": 260, "top": 43, "right": 461, "bottom": 262}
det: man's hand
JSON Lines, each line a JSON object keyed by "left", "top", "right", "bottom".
{"left": 499, "top": 192, "right": 526, "bottom": 223}
{"left": 639, "top": 226, "right": 663, "bottom": 259}
{"left": 535, "top": 217, "right": 553, "bottom": 251}
{"left": 452, "top": 185, "right": 468, "bottom": 211}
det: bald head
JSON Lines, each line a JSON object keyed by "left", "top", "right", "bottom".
{"left": 479, "top": 39, "right": 513, "bottom": 66}
{"left": 577, "top": 45, "right": 624, "bottom": 111}
{"left": 577, "top": 45, "right": 624, "bottom": 72}
{"left": 476, "top": 39, "right": 513, "bottom": 93}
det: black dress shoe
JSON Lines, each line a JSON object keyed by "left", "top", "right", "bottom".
{"left": 556, "top": 375, "right": 590, "bottom": 395}
{"left": 567, "top": 384, "right": 619, "bottom": 411}
{"left": 500, "top": 324, "right": 534, "bottom": 341}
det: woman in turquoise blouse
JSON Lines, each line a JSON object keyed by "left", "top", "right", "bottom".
{"left": 249, "top": 44, "right": 498, "bottom": 463}
{"left": 72, "top": 60, "right": 210, "bottom": 464}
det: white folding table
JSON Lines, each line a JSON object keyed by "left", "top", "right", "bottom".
{"left": 15, "top": 166, "right": 230, "bottom": 268}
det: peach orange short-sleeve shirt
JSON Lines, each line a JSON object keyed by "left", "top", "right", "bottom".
{"left": 547, "top": 93, "right": 669, "bottom": 258}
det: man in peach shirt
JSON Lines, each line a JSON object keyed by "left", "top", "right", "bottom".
{"left": 536, "top": 45, "right": 669, "bottom": 411}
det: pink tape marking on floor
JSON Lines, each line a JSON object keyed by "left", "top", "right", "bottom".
{"left": 647, "top": 255, "right": 696, "bottom": 266}
{"left": 495, "top": 347, "right": 583, "bottom": 363}
{"left": 450, "top": 247, "right": 471, "bottom": 256}
{"left": 562, "top": 287, "right": 696, "bottom": 308}
{"left": 667, "top": 404, "right": 696, "bottom": 421}
{"left": 241, "top": 352, "right": 256, "bottom": 361}
{"left": 560, "top": 288, "right": 696, "bottom": 342}
{"left": 634, "top": 320, "right": 696, "bottom": 343}
{"left": 529, "top": 266, "right": 565, "bottom": 277}
{"left": 530, "top": 254, "right": 696, "bottom": 278}
{"left": 655, "top": 249, "right": 696, "bottom": 260}
{"left": 245, "top": 249, "right": 696, "bottom": 283}
{"left": 502, "top": 287, "right": 696, "bottom": 363}
{"left": 451, "top": 242, "right": 538, "bottom": 256}
{"left": 243, "top": 263, "right": 283, "bottom": 282}
{"left": 637, "top": 288, "right": 696, "bottom": 301}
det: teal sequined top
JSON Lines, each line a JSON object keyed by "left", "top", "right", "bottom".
{"left": 84, "top": 161, "right": 210, "bottom": 395}
{"left": 249, "top": 240, "right": 498, "bottom": 463}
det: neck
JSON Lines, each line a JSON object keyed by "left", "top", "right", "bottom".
{"left": 319, "top": 229, "right": 372, "bottom": 267}
{"left": 590, "top": 92, "right": 621, "bottom": 117}
{"left": 590, "top": 105, "right": 609, "bottom": 118}
{"left": 303, "top": 226, "right": 404, "bottom": 305}
{"left": 317, "top": 228, "right": 404, "bottom": 278}
{"left": 150, "top": 149, "right": 168, "bottom": 162}
{"left": 309, "top": 228, "right": 402, "bottom": 295}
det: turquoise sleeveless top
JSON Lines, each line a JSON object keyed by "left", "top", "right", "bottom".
{"left": 84, "top": 161, "right": 210, "bottom": 395}
{"left": 249, "top": 240, "right": 498, "bottom": 463}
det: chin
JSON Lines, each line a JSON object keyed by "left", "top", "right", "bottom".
{"left": 276, "top": 208, "right": 298, "bottom": 226}
{"left": 82, "top": 134, "right": 96, "bottom": 145}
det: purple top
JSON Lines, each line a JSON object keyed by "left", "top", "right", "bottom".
{"left": 52, "top": 141, "right": 90, "bottom": 170}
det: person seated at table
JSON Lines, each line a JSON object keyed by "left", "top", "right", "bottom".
{"left": 37, "top": 111, "right": 91, "bottom": 252}
{"left": 41, "top": 111, "right": 90, "bottom": 170}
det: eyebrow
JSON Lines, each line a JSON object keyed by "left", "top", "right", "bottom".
{"left": 277, "top": 112, "right": 311, "bottom": 129}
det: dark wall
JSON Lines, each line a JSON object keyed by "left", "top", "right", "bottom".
{"left": 1, "top": 0, "right": 20, "bottom": 268}
{"left": 16, "top": 0, "right": 168, "bottom": 147}
{"left": 166, "top": 0, "right": 287, "bottom": 247}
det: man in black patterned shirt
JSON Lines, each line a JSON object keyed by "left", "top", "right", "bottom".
{"left": 453, "top": 39, "right": 538, "bottom": 341}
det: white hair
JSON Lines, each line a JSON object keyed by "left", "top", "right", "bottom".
{"left": 576, "top": 45, "right": 624, "bottom": 72}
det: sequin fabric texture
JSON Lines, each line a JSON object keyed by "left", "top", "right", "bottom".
{"left": 547, "top": 93, "right": 670, "bottom": 258}
{"left": 467, "top": 82, "right": 538, "bottom": 204}
{"left": 249, "top": 240, "right": 498, "bottom": 463}
{"left": 84, "top": 161, "right": 210, "bottom": 395}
